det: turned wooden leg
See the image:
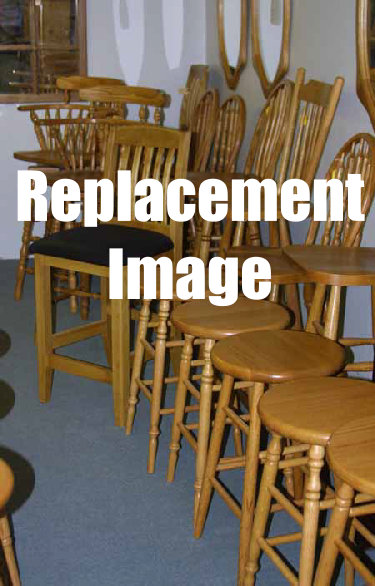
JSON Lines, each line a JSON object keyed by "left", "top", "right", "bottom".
{"left": 306, "top": 284, "right": 326, "bottom": 333}
{"left": 110, "top": 273, "right": 130, "bottom": 427}
{"left": 323, "top": 285, "right": 341, "bottom": 341}
{"left": 244, "top": 434, "right": 281, "bottom": 586}
{"left": 314, "top": 481, "right": 354, "bottom": 586}
{"left": 126, "top": 300, "right": 151, "bottom": 435}
{"left": 14, "top": 205, "right": 35, "bottom": 301}
{"left": 167, "top": 334, "right": 194, "bottom": 483}
{"left": 194, "top": 374, "right": 234, "bottom": 537}
{"left": 100, "top": 277, "right": 112, "bottom": 366}
{"left": 79, "top": 273, "right": 91, "bottom": 320}
{"left": 237, "top": 383, "right": 265, "bottom": 585}
{"left": 299, "top": 444, "right": 325, "bottom": 586}
{"left": 194, "top": 338, "right": 215, "bottom": 522}
{"left": 233, "top": 393, "right": 243, "bottom": 458}
{"left": 197, "top": 219, "right": 213, "bottom": 266}
{"left": 0, "top": 516, "right": 20, "bottom": 586}
{"left": 35, "top": 255, "right": 54, "bottom": 403}
{"left": 344, "top": 519, "right": 356, "bottom": 586}
{"left": 148, "top": 300, "right": 170, "bottom": 473}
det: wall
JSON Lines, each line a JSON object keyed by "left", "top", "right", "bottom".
{"left": 205, "top": 0, "right": 375, "bottom": 367}
{"left": 0, "top": 0, "right": 206, "bottom": 259}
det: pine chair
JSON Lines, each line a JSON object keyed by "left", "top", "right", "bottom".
{"left": 79, "top": 85, "right": 171, "bottom": 124}
{"left": 29, "top": 124, "right": 190, "bottom": 427}
{"left": 179, "top": 64, "right": 209, "bottom": 130}
{"left": 0, "top": 459, "right": 21, "bottom": 585}
{"left": 56, "top": 75, "right": 125, "bottom": 102}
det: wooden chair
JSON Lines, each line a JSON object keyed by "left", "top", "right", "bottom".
{"left": 0, "top": 460, "right": 21, "bottom": 585}
{"left": 194, "top": 331, "right": 345, "bottom": 584}
{"left": 79, "top": 85, "right": 171, "bottom": 124}
{"left": 56, "top": 75, "right": 125, "bottom": 103}
{"left": 245, "top": 378, "right": 375, "bottom": 586}
{"left": 314, "top": 415, "right": 375, "bottom": 586}
{"left": 189, "top": 89, "right": 219, "bottom": 173}
{"left": 209, "top": 95, "right": 246, "bottom": 174}
{"left": 166, "top": 298, "right": 291, "bottom": 519}
{"left": 29, "top": 124, "right": 190, "bottom": 426}
{"left": 179, "top": 65, "right": 209, "bottom": 130}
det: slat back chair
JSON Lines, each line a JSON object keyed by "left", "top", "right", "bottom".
{"left": 31, "top": 123, "right": 191, "bottom": 428}
{"left": 56, "top": 75, "right": 125, "bottom": 103}
{"left": 79, "top": 85, "right": 171, "bottom": 125}
{"left": 179, "top": 64, "right": 209, "bottom": 130}
{"left": 190, "top": 89, "right": 219, "bottom": 172}
{"left": 209, "top": 95, "right": 246, "bottom": 173}
{"left": 17, "top": 104, "right": 92, "bottom": 152}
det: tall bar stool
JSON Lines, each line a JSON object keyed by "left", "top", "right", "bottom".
{"left": 245, "top": 378, "right": 375, "bottom": 586}
{"left": 195, "top": 331, "right": 345, "bottom": 584}
{"left": 0, "top": 460, "right": 20, "bottom": 585}
{"left": 166, "top": 298, "right": 291, "bottom": 518}
{"left": 314, "top": 415, "right": 375, "bottom": 586}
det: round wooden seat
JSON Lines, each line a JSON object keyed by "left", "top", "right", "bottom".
{"left": 0, "top": 460, "right": 14, "bottom": 510}
{"left": 328, "top": 415, "right": 375, "bottom": 496}
{"left": 171, "top": 297, "right": 290, "bottom": 339}
{"left": 211, "top": 331, "right": 345, "bottom": 383}
{"left": 259, "top": 377, "right": 375, "bottom": 445}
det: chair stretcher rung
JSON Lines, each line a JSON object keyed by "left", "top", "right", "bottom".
{"left": 50, "top": 354, "right": 111, "bottom": 383}
{"left": 223, "top": 406, "right": 249, "bottom": 435}
{"left": 336, "top": 539, "right": 375, "bottom": 584}
{"left": 269, "top": 485, "right": 304, "bottom": 526}
{"left": 258, "top": 537, "right": 298, "bottom": 585}
{"left": 210, "top": 477, "right": 241, "bottom": 519}
{"left": 216, "top": 455, "right": 245, "bottom": 471}
{"left": 178, "top": 423, "right": 197, "bottom": 452}
{"left": 52, "top": 320, "right": 106, "bottom": 349}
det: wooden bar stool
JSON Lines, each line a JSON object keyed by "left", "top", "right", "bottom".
{"left": 245, "top": 378, "right": 375, "bottom": 586}
{"left": 0, "top": 460, "right": 20, "bottom": 585}
{"left": 315, "top": 415, "right": 375, "bottom": 586}
{"left": 195, "top": 331, "right": 345, "bottom": 584}
{"left": 166, "top": 298, "right": 291, "bottom": 519}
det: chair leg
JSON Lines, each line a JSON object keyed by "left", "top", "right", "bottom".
{"left": 110, "top": 280, "right": 130, "bottom": 427}
{"left": 100, "top": 277, "right": 112, "bottom": 366}
{"left": 314, "top": 482, "right": 354, "bottom": 586}
{"left": 344, "top": 522, "right": 356, "bottom": 586}
{"left": 194, "top": 338, "right": 215, "bottom": 522}
{"left": 237, "top": 383, "right": 265, "bottom": 585}
{"left": 14, "top": 210, "right": 35, "bottom": 301}
{"left": 244, "top": 434, "right": 282, "bottom": 586}
{"left": 79, "top": 273, "right": 91, "bottom": 320}
{"left": 126, "top": 300, "right": 151, "bottom": 435}
{"left": 34, "top": 255, "right": 54, "bottom": 403}
{"left": 299, "top": 444, "right": 325, "bottom": 586}
{"left": 0, "top": 516, "right": 20, "bottom": 586}
{"left": 194, "top": 374, "right": 234, "bottom": 537}
{"left": 167, "top": 334, "right": 194, "bottom": 482}
{"left": 148, "top": 300, "right": 170, "bottom": 473}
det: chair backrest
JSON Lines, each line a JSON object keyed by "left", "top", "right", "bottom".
{"left": 179, "top": 64, "right": 209, "bottom": 130}
{"left": 306, "top": 133, "right": 375, "bottom": 248}
{"left": 18, "top": 104, "right": 92, "bottom": 151}
{"left": 56, "top": 75, "right": 125, "bottom": 102}
{"left": 244, "top": 79, "right": 294, "bottom": 179}
{"left": 189, "top": 89, "right": 219, "bottom": 172}
{"left": 103, "top": 123, "right": 191, "bottom": 264}
{"left": 79, "top": 85, "right": 171, "bottom": 124}
{"left": 209, "top": 95, "right": 246, "bottom": 173}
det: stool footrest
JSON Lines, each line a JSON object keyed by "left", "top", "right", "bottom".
{"left": 210, "top": 477, "right": 241, "bottom": 519}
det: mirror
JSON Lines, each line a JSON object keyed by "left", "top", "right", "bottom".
{"left": 217, "top": 0, "right": 248, "bottom": 90}
{"left": 251, "top": 0, "right": 291, "bottom": 97}
{"left": 356, "top": 0, "right": 375, "bottom": 129}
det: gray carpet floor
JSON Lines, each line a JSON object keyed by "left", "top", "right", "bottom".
{"left": 0, "top": 259, "right": 353, "bottom": 585}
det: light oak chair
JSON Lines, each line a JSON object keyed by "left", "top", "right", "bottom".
{"left": 79, "top": 85, "right": 171, "bottom": 124}
{"left": 29, "top": 124, "right": 190, "bottom": 426}
{"left": 166, "top": 298, "right": 291, "bottom": 519}
{"left": 245, "top": 378, "right": 375, "bottom": 586}
{"left": 314, "top": 415, "right": 375, "bottom": 586}
{"left": 0, "top": 459, "right": 20, "bottom": 585}
{"left": 189, "top": 89, "right": 219, "bottom": 173}
{"left": 179, "top": 65, "right": 209, "bottom": 130}
{"left": 56, "top": 75, "right": 125, "bottom": 102}
{"left": 194, "top": 331, "right": 345, "bottom": 584}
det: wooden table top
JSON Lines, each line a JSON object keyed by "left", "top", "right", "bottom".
{"left": 14, "top": 150, "right": 63, "bottom": 167}
{"left": 284, "top": 245, "right": 375, "bottom": 286}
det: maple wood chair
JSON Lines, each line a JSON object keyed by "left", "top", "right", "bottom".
{"left": 179, "top": 65, "right": 209, "bottom": 130}
{"left": 79, "top": 85, "right": 171, "bottom": 124}
{"left": 29, "top": 124, "right": 190, "bottom": 426}
{"left": 245, "top": 378, "right": 375, "bottom": 586}
{"left": 0, "top": 460, "right": 20, "bottom": 585}
{"left": 314, "top": 415, "right": 375, "bottom": 586}
{"left": 56, "top": 75, "right": 125, "bottom": 103}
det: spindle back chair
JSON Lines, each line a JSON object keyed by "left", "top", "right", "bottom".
{"left": 209, "top": 95, "right": 246, "bottom": 173}
{"left": 190, "top": 89, "right": 219, "bottom": 172}
{"left": 179, "top": 64, "right": 209, "bottom": 130}
{"left": 56, "top": 75, "right": 125, "bottom": 102}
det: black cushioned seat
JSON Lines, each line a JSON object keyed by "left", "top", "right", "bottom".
{"left": 29, "top": 225, "right": 174, "bottom": 266}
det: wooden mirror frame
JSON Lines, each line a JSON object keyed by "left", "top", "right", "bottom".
{"left": 217, "top": 0, "right": 248, "bottom": 90}
{"left": 251, "top": 0, "right": 291, "bottom": 97}
{"left": 356, "top": 0, "right": 375, "bottom": 129}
